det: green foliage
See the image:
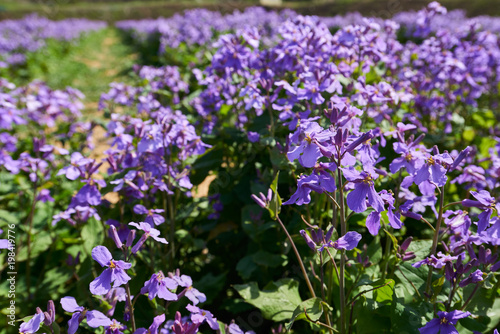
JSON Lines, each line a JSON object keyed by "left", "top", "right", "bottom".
{"left": 234, "top": 278, "right": 302, "bottom": 322}
{"left": 286, "top": 297, "right": 324, "bottom": 330}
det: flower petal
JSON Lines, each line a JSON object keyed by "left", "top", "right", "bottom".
{"left": 90, "top": 269, "right": 112, "bottom": 295}
{"left": 91, "top": 246, "right": 112, "bottom": 267}
{"left": 346, "top": 184, "right": 369, "bottom": 213}
{"left": 366, "top": 211, "right": 381, "bottom": 236}
{"left": 61, "top": 296, "right": 84, "bottom": 313}
{"left": 86, "top": 310, "right": 112, "bottom": 328}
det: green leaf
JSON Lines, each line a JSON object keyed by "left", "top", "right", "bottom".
{"left": 366, "top": 236, "right": 383, "bottom": 264}
{"left": 464, "top": 286, "right": 500, "bottom": 332}
{"left": 431, "top": 276, "right": 446, "bottom": 296}
{"left": 374, "top": 279, "right": 395, "bottom": 304}
{"left": 219, "top": 104, "right": 231, "bottom": 117}
{"left": 383, "top": 229, "right": 399, "bottom": 252}
{"left": 390, "top": 292, "right": 430, "bottom": 334}
{"left": 236, "top": 255, "right": 258, "bottom": 280}
{"left": 394, "top": 262, "right": 428, "bottom": 302}
{"left": 286, "top": 297, "right": 323, "bottom": 331}
{"left": 406, "top": 240, "right": 432, "bottom": 261}
{"left": 483, "top": 272, "right": 497, "bottom": 289}
{"left": 354, "top": 295, "right": 391, "bottom": 333}
{"left": 0, "top": 209, "right": 18, "bottom": 225}
{"left": 217, "top": 321, "right": 227, "bottom": 334}
{"left": 252, "top": 250, "right": 287, "bottom": 268}
{"left": 234, "top": 278, "right": 302, "bottom": 321}
{"left": 463, "top": 126, "right": 475, "bottom": 142}
{"left": 81, "top": 218, "right": 104, "bottom": 255}
{"left": 268, "top": 172, "right": 281, "bottom": 220}
{"left": 17, "top": 231, "right": 52, "bottom": 261}
{"left": 194, "top": 272, "right": 226, "bottom": 304}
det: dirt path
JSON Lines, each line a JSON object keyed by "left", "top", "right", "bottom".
{"left": 71, "top": 28, "right": 137, "bottom": 165}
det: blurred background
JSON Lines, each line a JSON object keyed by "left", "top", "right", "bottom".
{"left": 1, "top": 0, "right": 500, "bottom": 21}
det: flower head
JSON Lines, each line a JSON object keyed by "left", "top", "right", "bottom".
{"left": 19, "top": 313, "right": 44, "bottom": 334}
{"left": 419, "top": 310, "right": 470, "bottom": 334}
{"left": 89, "top": 246, "right": 131, "bottom": 295}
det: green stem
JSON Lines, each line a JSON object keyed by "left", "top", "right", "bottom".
{"left": 163, "top": 145, "right": 175, "bottom": 267}
{"left": 276, "top": 215, "right": 316, "bottom": 298}
{"left": 426, "top": 185, "right": 446, "bottom": 297}
{"left": 443, "top": 201, "right": 462, "bottom": 210}
{"left": 337, "top": 168, "right": 346, "bottom": 334}
{"left": 461, "top": 284, "right": 479, "bottom": 310}
{"left": 125, "top": 283, "right": 136, "bottom": 332}
{"left": 381, "top": 228, "right": 392, "bottom": 281}
{"left": 320, "top": 253, "right": 334, "bottom": 334}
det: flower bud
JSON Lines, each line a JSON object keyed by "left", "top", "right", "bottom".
{"left": 109, "top": 225, "right": 123, "bottom": 249}
{"left": 131, "top": 234, "right": 147, "bottom": 254}
{"left": 47, "top": 300, "right": 55, "bottom": 324}
{"left": 450, "top": 146, "right": 471, "bottom": 170}
{"left": 125, "top": 229, "right": 136, "bottom": 248}
{"left": 400, "top": 236, "right": 413, "bottom": 252}
{"left": 402, "top": 252, "right": 416, "bottom": 262}
{"left": 345, "top": 130, "right": 373, "bottom": 153}
{"left": 251, "top": 194, "right": 267, "bottom": 209}
{"left": 300, "top": 230, "right": 316, "bottom": 251}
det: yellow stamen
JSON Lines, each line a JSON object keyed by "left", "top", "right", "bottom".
{"left": 305, "top": 134, "right": 313, "bottom": 144}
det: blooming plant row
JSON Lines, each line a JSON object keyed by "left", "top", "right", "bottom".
{"left": 0, "top": 14, "right": 106, "bottom": 67}
{"left": 1, "top": 2, "right": 500, "bottom": 333}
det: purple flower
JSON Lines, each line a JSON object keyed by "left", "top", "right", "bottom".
{"left": 134, "top": 314, "right": 165, "bottom": 334}
{"left": 319, "top": 231, "right": 362, "bottom": 251}
{"left": 89, "top": 246, "right": 132, "bottom": 295}
{"left": 129, "top": 222, "right": 168, "bottom": 253}
{"left": 419, "top": 310, "right": 470, "bottom": 334}
{"left": 228, "top": 323, "right": 256, "bottom": 334}
{"left": 414, "top": 153, "right": 452, "bottom": 187}
{"left": 169, "top": 311, "right": 200, "bottom": 334}
{"left": 413, "top": 252, "right": 459, "bottom": 269}
{"left": 365, "top": 211, "right": 383, "bottom": 236}
{"left": 247, "top": 131, "right": 260, "bottom": 143}
{"left": 462, "top": 190, "right": 499, "bottom": 232}
{"left": 61, "top": 296, "right": 113, "bottom": 334}
{"left": 389, "top": 142, "right": 424, "bottom": 175}
{"left": 72, "top": 181, "right": 102, "bottom": 207}
{"left": 19, "top": 313, "right": 44, "bottom": 334}
{"left": 287, "top": 122, "right": 332, "bottom": 168}
{"left": 251, "top": 189, "right": 273, "bottom": 209}
{"left": 284, "top": 165, "right": 336, "bottom": 206}
{"left": 141, "top": 271, "right": 178, "bottom": 301}
{"left": 104, "top": 288, "right": 128, "bottom": 318}
{"left": 0, "top": 229, "right": 12, "bottom": 249}
{"left": 459, "top": 269, "right": 484, "bottom": 287}
{"left": 105, "top": 319, "right": 127, "bottom": 334}
{"left": 57, "top": 152, "right": 92, "bottom": 180}
{"left": 133, "top": 204, "right": 165, "bottom": 226}
{"left": 173, "top": 274, "right": 207, "bottom": 305}
{"left": 36, "top": 189, "right": 54, "bottom": 203}
{"left": 342, "top": 167, "right": 384, "bottom": 213}
{"left": 186, "top": 304, "right": 219, "bottom": 330}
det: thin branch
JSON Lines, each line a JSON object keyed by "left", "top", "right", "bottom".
{"left": 276, "top": 215, "right": 316, "bottom": 298}
{"left": 326, "top": 193, "right": 341, "bottom": 210}
{"left": 397, "top": 266, "right": 421, "bottom": 298}
{"left": 303, "top": 308, "right": 339, "bottom": 333}
{"left": 420, "top": 217, "right": 436, "bottom": 232}
{"left": 443, "top": 201, "right": 462, "bottom": 209}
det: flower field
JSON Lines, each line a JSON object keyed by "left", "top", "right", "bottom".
{"left": 1, "top": 2, "right": 500, "bottom": 333}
